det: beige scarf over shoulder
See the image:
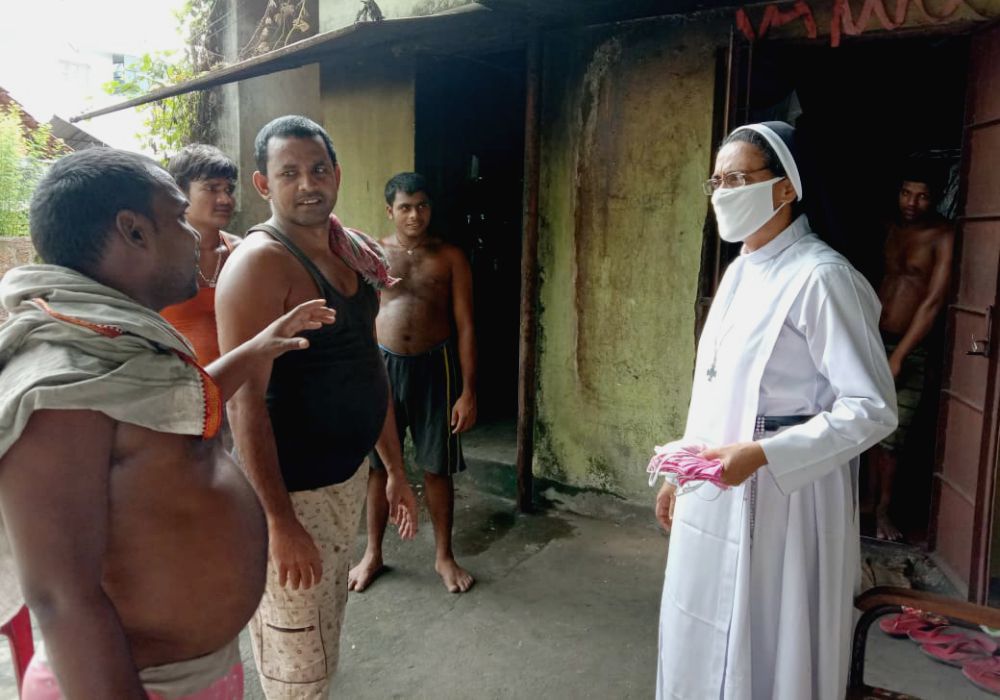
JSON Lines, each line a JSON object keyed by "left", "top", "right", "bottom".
{"left": 0, "top": 265, "right": 222, "bottom": 623}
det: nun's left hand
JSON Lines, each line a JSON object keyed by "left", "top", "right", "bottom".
{"left": 701, "top": 442, "right": 768, "bottom": 487}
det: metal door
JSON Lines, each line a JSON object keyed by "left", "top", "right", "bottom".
{"left": 931, "top": 22, "right": 1000, "bottom": 602}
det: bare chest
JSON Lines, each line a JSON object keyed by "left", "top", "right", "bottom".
{"left": 384, "top": 248, "right": 452, "bottom": 302}
{"left": 884, "top": 228, "right": 937, "bottom": 278}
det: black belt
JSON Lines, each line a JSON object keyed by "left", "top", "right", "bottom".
{"left": 756, "top": 414, "right": 814, "bottom": 433}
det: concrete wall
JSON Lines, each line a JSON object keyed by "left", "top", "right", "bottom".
{"left": 533, "top": 19, "right": 724, "bottom": 502}
{"left": 231, "top": 65, "right": 325, "bottom": 235}
{"left": 0, "top": 238, "right": 36, "bottom": 273}
{"left": 219, "top": 0, "right": 324, "bottom": 236}
{"left": 531, "top": 3, "right": 1000, "bottom": 503}
{"left": 319, "top": 0, "right": 474, "bottom": 32}
{"left": 210, "top": 0, "right": 1000, "bottom": 505}
{"left": 0, "top": 237, "right": 35, "bottom": 322}
{"left": 320, "top": 56, "right": 415, "bottom": 237}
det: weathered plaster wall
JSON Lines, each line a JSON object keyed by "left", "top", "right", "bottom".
{"left": 320, "top": 56, "right": 415, "bottom": 237}
{"left": 319, "top": 0, "right": 474, "bottom": 32}
{"left": 534, "top": 19, "right": 723, "bottom": 502}
{"left": 217, "top": 0, "right": 323, "bottom": 236}
{"left": 231, "top": 65, "right": 325, "bottom": 235}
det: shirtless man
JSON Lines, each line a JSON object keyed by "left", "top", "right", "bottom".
{"left": 161, "top": 144, "right": 242, "bottom": 366}
{"left": 349, "top": 172, "right": 477, "bottom": 594}
{"left": 216, "top": 116, "right": 418, "bottom": 698}
{"left": 870, "top": 168, "right": 954, "bottom": 541}
{"left": 0, "top": 148, "right": 334, "bottom": 698}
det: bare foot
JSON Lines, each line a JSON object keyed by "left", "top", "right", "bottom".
{"left": 436, "top": 557, "right": 474, "bottom": 593}
{"left": 876, "top": 509, "right": 903, "bottom": 542}
{"left": 348, "top": 553, "right": 385, "bottom": 592}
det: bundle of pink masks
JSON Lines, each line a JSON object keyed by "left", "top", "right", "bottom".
{"left": 646, "top": 441, "right": 729, "bottom": 494}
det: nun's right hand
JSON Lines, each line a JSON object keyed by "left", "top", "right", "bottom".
{"left": 655, "top": 481, "right": 677, "bottom": 532}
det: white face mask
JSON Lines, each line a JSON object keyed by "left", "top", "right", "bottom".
{"left": 711, "top": 177, "right": 788, "bottom": 243}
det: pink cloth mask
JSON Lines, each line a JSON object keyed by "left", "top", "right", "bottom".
{"left": 647, "top": 441, "right": 729, "bottom": 494}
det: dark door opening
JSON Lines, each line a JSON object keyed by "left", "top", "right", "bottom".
{"left": 414, "top": 51, "right": 526, "bottom": 428}
{"left": 730, "top": 36, "right": 977, "bottom": 583}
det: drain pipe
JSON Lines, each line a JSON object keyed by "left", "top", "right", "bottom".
{"left": 516, "top": 32, "right": 542, "bottom": 514}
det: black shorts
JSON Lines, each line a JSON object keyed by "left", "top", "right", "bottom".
{"left": 370, "top": 339, "right": 466, "bottom": 476}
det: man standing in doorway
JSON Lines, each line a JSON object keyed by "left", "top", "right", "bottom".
{"left": 216, "top": 116, "right": 419, "bottom": 699}
{"left": 349, "top": 172, "right": 477, "bottom": 594}
{"left": 869, "top": 165, "right": 954, "bottom": 541}
{"left": 161, "top": 144, "right": 241, "bottom": 366}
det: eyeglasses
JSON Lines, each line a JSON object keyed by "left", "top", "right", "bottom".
{"left": 702, "top": 167, "right": 771, "bottom": 195}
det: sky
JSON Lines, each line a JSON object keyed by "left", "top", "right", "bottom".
{"left": 0, "top": 0, "right": 190, "bottom": 153}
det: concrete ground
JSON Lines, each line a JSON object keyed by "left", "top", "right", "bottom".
{"left": 241, "top": 481, "right": 662, "bottom": 699}
{"left": 0, "top": 423, "right": 987, "bottom": 699}
{"left": 243, "top": 481, "right": 993, "bottom": 700}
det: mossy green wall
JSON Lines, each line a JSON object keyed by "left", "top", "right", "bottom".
{"left": 534, "top": 20, "right": 723, "bottom": 502}
{"left": 320, "top": 56, "right": 416, "bottom": 238}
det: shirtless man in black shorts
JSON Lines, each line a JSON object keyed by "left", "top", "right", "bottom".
{"left": 869, "top": 166, "right": 954, "bottom": 541}
{"left": 349, "top": 172, "right": 477, "bottom": 594}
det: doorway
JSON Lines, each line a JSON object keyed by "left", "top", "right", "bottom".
{"left": 751, "top": 37, "right": 967, "bottom": 547}
{"left": 413, "top": 50, "right": 526, "bottom": 429}
{"left": 714, "top": 32, "right": 1000, "bottom": 598}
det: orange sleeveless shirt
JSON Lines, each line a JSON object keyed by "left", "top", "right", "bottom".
{"left": 160, "top": 236, "right": 234, "bottom": 366}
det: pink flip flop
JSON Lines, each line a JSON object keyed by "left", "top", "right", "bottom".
{"left": 909, "top": 625, "right": 999, "bottom": 651}
{"left": 963, "top": 656, "right": 1000, "bottom": 696}
{"left": 921, "top": 635, "right": 998, "bottom": 667}
{"left": 879, "top": 608, "right": 948, "bottom": 638}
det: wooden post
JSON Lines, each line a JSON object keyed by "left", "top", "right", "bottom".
{"left": 516, "top": 34, "right": 542, "bottom": 513}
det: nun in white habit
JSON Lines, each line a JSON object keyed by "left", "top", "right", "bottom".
{"left": 654, "top": 122, "right": 897, "bottom": 700}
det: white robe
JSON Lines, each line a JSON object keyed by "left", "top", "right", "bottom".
{"left": 656, "top": 216, "right": 897, "bottom": 700}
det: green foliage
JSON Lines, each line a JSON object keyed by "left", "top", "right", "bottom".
{"left": 103, "top": 0, "right": 221, "bottom": 161}
{"left": 0, "top": 107, "right": 62, "bottom": 237}
{"left": 103, "top": 52, "right": 202, "bottom": 159}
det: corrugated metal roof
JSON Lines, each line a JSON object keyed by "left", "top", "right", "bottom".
{"left": 72, "top": 5, "right": 512, "bottom": 122}
{"left": 0, "top": 87, "right": 70, "bottom": 155}
{"left": 48, "top": 116, "right": 108, "bottom": 151}
{"left": 71, "top": 0, "right": 747, "bottom": 123}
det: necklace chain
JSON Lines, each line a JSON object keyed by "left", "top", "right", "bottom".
{"left": 707, "top": 283, "right": 741, "bottom": 381}
{"left": 197, "top": 243, "right": 226, "bottom": 288}
{"left": 401, "top": 235, "right": 428, "bottom": 255}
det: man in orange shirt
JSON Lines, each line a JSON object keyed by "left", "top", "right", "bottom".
{"left": 161, "top": 145, "right": 241, "bottom": 365}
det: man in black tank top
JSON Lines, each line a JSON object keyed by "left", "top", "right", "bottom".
{"left": 216, "top": 116, "right": 418, "bottom": 699}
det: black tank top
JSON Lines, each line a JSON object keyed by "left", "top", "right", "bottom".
{"left": 253, "top": 224, "right": 388, "bottom": 491}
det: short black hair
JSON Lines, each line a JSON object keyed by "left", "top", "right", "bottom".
{"left": 167, "top": 143, "right": 238, "bottom": 193}
{"left": 899, "top": 160, "right": 944, "bottom": 200}
{"left": 721, "top": 129, "right": 787, "bottom": 177}
{"left": 30, "top": 148, "right": 169, "bottom": 274}
{"left": 254, "top": 115, "right": 337, "bottom": 175}
{"left": 384, "top": 172, "right": 432, "bottom": 206}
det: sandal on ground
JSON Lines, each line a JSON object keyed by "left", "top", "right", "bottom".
{"left": 879, "top": 608, "right": 948, "bottom": 638}
{"left": 909, "top": 625, "right": 999, "bottom": 652}
{"left": 921, "top": 636, "right": 998, "bottom": 667}
{"left": 963, "top": 656, "right": 1000, "bottom": 696}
